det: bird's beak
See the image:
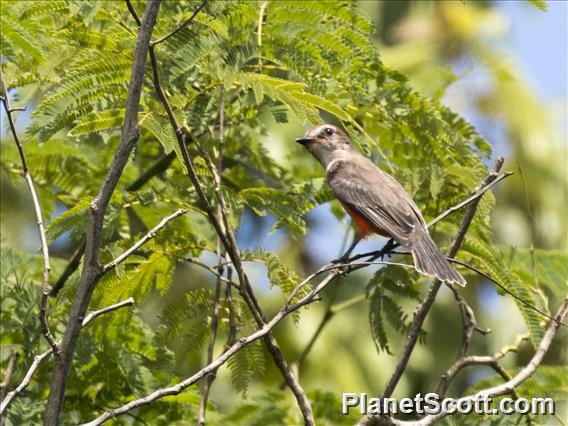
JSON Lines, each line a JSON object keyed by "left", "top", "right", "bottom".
{"left": 296, "top": 137, "right": 317, "bottom": 146}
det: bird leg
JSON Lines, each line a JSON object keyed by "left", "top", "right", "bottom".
{"left": 377, "top": 238, "right": 397, "bottom": 260}
{"left": 331, "top": 236, "right": 361, "bottom": 264}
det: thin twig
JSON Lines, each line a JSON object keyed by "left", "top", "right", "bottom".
{"left": 224, "top": 255, "right": 238, "bottom": 350}
{"left": 256, "top": 2, "right": 268, "bottom": 72}
{"left": 434, "top": 341, "right": 530, "bottom": 399}
{"left": 446, "top": 257, "right": 566, "bottom": 326}
{"left": 1, "top": 70, "right": 58, "bottom": 355}
{"left": 0, "top": 298, "right": 134, "bottom": 416}
{"left": 103, "top": 208, "right": 187, "bottom": 272}
{"left": 198, "top": 89, "right": 226, "bottom": 426}
{"left": 151, "top": 0, "right": 208, "bottom": 46}
{"left": 197, "top": 242, "right": 224, "bottom": 426}
{"left": 125, "top": 0, "right": 141, "bottom": 26}
{"left": 185, "top": 257, "right": 238, "bottom": 287}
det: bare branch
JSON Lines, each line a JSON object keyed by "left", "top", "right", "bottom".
{"left": 436, "top": 333, "right": 528, "bottom": 398}
{"left": 224, "top": 257, "right": 238, "bottom": 349}
{"left": 124, "top": 0, "right": 141, "bottom": 26}
{"left": 198, "top": 90, "right": 226, "bottom": 425}
{"left": 388, "top": 297, "right": 568, "bottom": 426}
{"left": 0, "top": 298, "right": 134, "bottom": 417}
{"left": 379, "top": 158, "right": 507, "bottom": 403}
{"left": 428, "top": 170, "right": 511, "bottom": 228}
{"left": 0, "top": 70, "right": 58, "bottom": 355}
{"left": 81, "top": 297, "right": 135, "bottom": 327}
{"left": 151, "top": 0, "right": 208, "bottom": 46}
{"left": 8, "top": 106, "right": 26, "bottom": 112}
{"left": 197, "top": 242, "right": 224, "bottom": 426}
{"left": 44, "top": 3, "right": 160, "bottom": 424}
{"left": 103, "top": 208, "right": 187, "bottom": 272}
{"left": 1, "top": 353, "right": 51, "bottom": 418}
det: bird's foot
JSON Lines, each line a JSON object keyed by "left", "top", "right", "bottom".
{"left": 331, "top": 254, "right": 351, "bottom": 265}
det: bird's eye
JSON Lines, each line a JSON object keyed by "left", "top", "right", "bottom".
{"left": 323, "top": 127, "right": 334, "bottom": 137}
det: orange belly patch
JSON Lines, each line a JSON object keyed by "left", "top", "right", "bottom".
{"left": 341, "top": 203, "right": 389, "bottom": 238}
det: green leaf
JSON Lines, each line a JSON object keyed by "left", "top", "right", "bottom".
{"left": 139, "top": 111, "right": 182, "bottom": 160}
{"left": 46, "top": 197, "right": 91, "bottom": 244}
{"left": 227, "top": 339, "right": 265, "bottom": 398}
{"left": 528, "top": 0, "right": 548, "bottom": 12}
{"left": 68, "top": 108, "right": 125, "bottom": 137}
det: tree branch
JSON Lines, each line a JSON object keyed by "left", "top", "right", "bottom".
{"left": 0, "top": 298, "right": 134, "bottom": 417}
{"left": 185, "top": 257, "right": 239, "bottom": 288}
{"left": 1, "top": 70, "right": 58, "bottom": 355}
{"left": 435, "top": 335, "right": 527, "bottom": 399}
{"left": 379, "top": 157, "right": 506, "bottom": 403}
{"left": 43, "top": 2, "right": 160, "bottom": 424}
{"left": 388, "top": 297, "right": 568, "bottom": 426}
{"left": 102, "top": 208, "right": 187, "bottom": 272}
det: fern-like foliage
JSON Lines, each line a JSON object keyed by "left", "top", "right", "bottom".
{"left": 367, "top": 265, "right": 423, "bottom": 354}
{"left": 227, "top": 339, "right": 265, "bottom": 398}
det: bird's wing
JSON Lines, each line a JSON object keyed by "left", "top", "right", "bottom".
{"left": 328, "top": 159, "right": 426, "bottom": 245}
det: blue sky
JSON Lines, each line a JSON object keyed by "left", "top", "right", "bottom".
{"left": 498, "top": 0, "right": 567, "bottom": 104}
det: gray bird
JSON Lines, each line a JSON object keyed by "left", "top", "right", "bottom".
{"left": 296, "top": 123, "right": 466, "bottom": 286}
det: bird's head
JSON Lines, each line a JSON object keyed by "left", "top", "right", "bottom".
{"left": 296, "top": 124, "right": 354, "bottom": 167}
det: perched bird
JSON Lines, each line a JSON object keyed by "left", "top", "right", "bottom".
{"left": 296, "top": 124, "right": 466, "bottom": 286}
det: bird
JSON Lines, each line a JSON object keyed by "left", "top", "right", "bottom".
{"left": 296, "top": 123, "right": 466, "bottom": 286}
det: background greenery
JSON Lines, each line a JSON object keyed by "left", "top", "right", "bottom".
{"left": 1, "top": 1, "right": 566, "bottom": 425}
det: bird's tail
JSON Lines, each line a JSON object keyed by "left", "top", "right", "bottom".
{"left": 410, "top": 231, "right": 466, "bottom": 286}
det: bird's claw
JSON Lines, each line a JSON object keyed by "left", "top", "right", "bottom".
{"left": 331, "top": 255, "right": 349, "bottom": 265}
